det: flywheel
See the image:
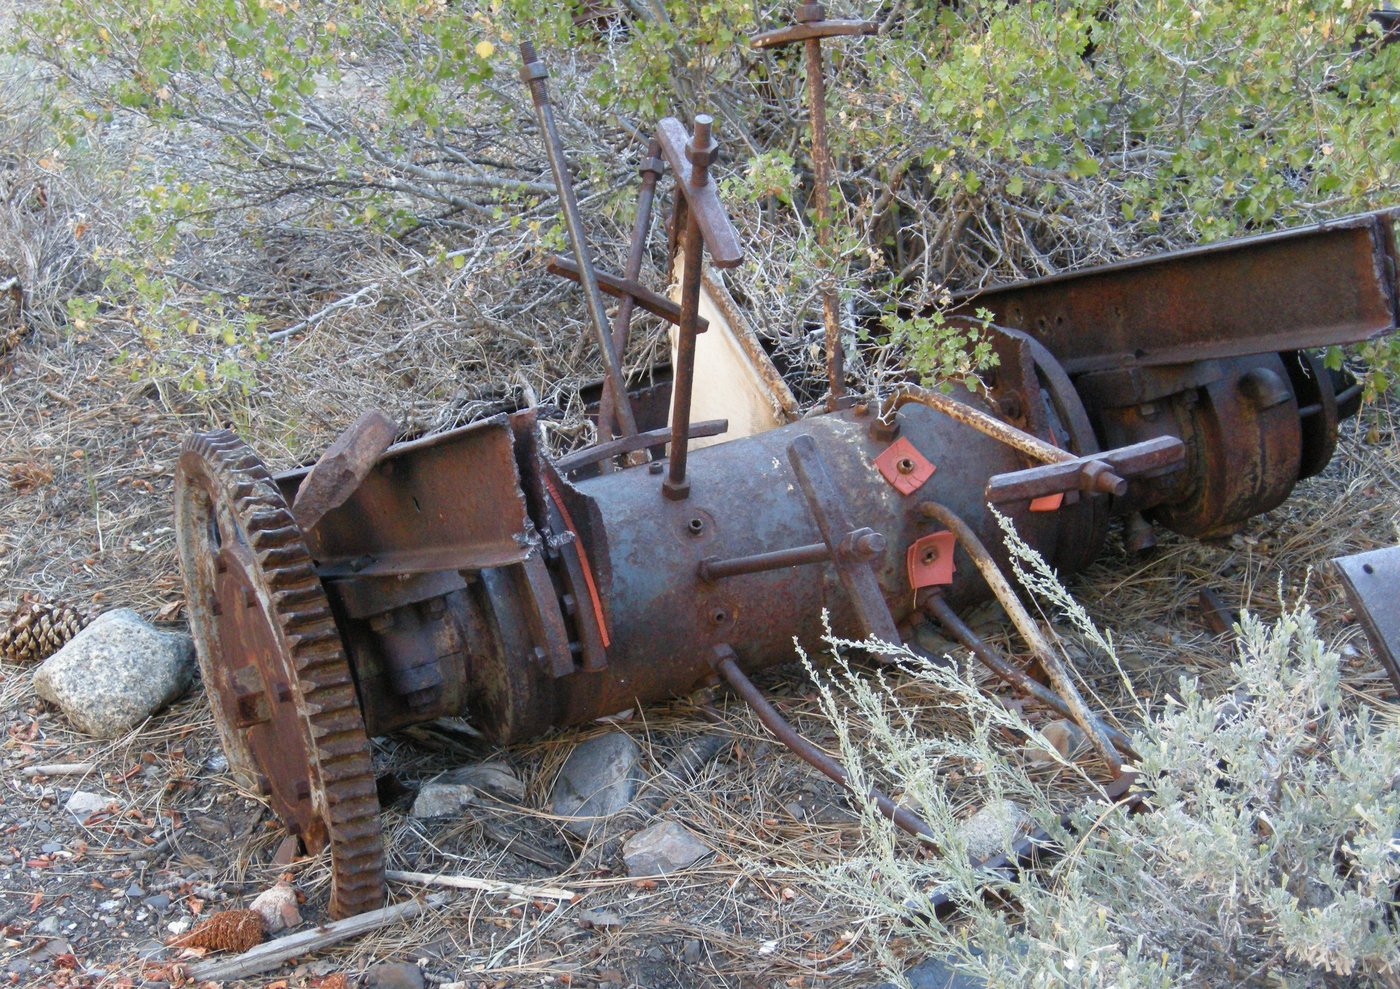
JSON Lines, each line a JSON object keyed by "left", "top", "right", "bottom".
{"left": 174, "top": 430, "right": 385, "bottom": 918}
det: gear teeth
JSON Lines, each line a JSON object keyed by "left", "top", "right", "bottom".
{"left": 175, "top": 428, "right": 385, "bottom": 920}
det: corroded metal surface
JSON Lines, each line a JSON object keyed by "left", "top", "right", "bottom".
{"left": 952, "top": 211, "right": 1399, "bottom": 373}
{"left": 1334, "top": 545, "right": 1400, "bottom": 694}
{"left": 174, "top": 431, "right": 385, "bottom": 919}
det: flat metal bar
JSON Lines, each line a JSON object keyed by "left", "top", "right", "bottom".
{"left": 750, "top": 19, "right": 878, "bottom": 47}
{"left": 786, "top": 434, "right": 901, "bottom": 644}
{"left": 655, "top": 117, "right": 744, "bottom": 268}
{"left": 951, "top": 211, "right": 1399, "bottom": 374}
{"left": 291, "top": 410, "right": 397, "bottom": 532}
{"left": 1333, "top": 545, "right": 1400, "bottom": 694}
{"left": 546, "top": 255, "right": 708, "bottom": 332}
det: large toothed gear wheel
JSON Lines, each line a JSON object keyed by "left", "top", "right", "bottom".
{"left": 174, "top": 430, "right": 385, "bottom": 918}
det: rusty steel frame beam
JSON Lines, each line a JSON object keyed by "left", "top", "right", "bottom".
{"left": 951, "top": 211, "right": 1399, "bottom": 374}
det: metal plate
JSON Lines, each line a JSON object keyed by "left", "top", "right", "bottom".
{"left": 1334, "top": 545, "right": 1400, "bottom": 694}
{"left": 952, "top": 211, "right": 1399, "bottom": 374}
{"left": 277, "top": 415, "right": 532, "bottom": 578}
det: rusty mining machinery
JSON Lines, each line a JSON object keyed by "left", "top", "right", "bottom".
{"left": 173, "top": 30, "right": 1400, "bottom": 918}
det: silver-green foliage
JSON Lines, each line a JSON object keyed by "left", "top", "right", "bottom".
{"left": 809, "top": 555, "right": 1400, "bottom": 985}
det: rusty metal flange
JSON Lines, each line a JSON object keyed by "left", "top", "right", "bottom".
{"left": 174, "top": 430, "right": 385, "bottom": 918}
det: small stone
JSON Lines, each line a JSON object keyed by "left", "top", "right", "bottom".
{"left": 682, "top": 939, "right": 702, "bottom": 965}
{"left": 551, "top": 732, "right": 643, "bottom": 837}
{"left": 248, "top": 880, "right": 301, "bottom": 933}
{"left": 32, "top": 609, "right": 194, "bottom": 738}
{"left": 959, "top": 800, "right": 1031, "bottom": 861}
{"left": 145, "top": 894, "right": 171, "bottom": 912}
{"left": 1024, "top": 719, "right": 1086, "bottom": 765}
{"left": 31, "top": 916, "right": 60, "bottom": 937}
{"left": 438, "top": 760, "right": 526, "bottom": 803}
{"left": 578, "top": 907, "right": 624, "bottom": 929}
{"left": 98, "top": 899, "right": 120, "bottom": 912}
{"left": 64, "top": 790, "right": 112, "bottom": 819}
{"left": 40, "top": 842, "right": 62, "bottom": 854}
{"left": 878, "top": 954, "right": 987, "bottom": 989}
{"left": 167, "top": 919, "right": 191, "bottom": 936}
{"left": 410, "top": 782, "right": 478, "bottom": 819}
{"left": 135, "top": 939, "right": 168, "bottom": 961}
{"left": 125, "top": 883, "right": 145, "bottom": 898}
{"left": 360, "top": 961, "right": 425, "bottom": 989}
{"left": 622, "top": 820, "right": 710, "bottom": 876}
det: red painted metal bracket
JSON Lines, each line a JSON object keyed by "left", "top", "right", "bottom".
{"left": 907, "top": 531, "right": 956, "bottom": 589}
{"left": 874, "top": 437, "right": 936, "bottom": 496}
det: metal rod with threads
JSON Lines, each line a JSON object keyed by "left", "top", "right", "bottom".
{"left": 801, "top": 15, "right": 845, "bottom": 410}
{"left": 519, "top": 41, "right": 637, "bottom": 443}
{"left": 664, "top": 115, "right": 715, "bottom": 501}
{"left": 599, "top": 139, "right": 664, "bottom": 445}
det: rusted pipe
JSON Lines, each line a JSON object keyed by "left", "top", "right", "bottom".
{"left": 922, "top": 593, "right": 1137, "bottom": 760}
{"left": 520, "top": 41, "right": 637, "bottom": 443}
{"left": 884, "top": 385, "right": 1069, "bottom": 465}
{"left": 712, "top": 646, "right": 938, "bottom": 843}
{"left": 915, "top": 500, "right": 1124, "bottom": 776}
{"left": 699, "top": 541, "right": 830, "bottom": 582}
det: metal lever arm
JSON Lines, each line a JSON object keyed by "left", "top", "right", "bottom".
{"left": 984, "top": 435, "right": 1184, "bottom": 504}
{"left": 786, "top": 434, "right": 901, "bottom": 644}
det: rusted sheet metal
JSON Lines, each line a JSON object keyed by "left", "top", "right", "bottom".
{"left": 951, "top": 211, "right": 1399, "bottom": 373}
{"left": 290, "top": 410, "right": 397, "bottom": 532}
{"left": 277, "top": 415, "right": 531, "bottom": 578}
{"left": 1333, "top": 545, "right": 1400, "bottom": 694}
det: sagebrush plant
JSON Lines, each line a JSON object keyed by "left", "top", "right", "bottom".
{"left": 805, "top": 527, "right": 1400, "bottom": 986}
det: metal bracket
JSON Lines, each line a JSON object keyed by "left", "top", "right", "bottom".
{"left": 874, "top": 436, "right": 936, "bottom": 495}
{"left": 1333, "top": 545, "right": 1400, "bottom": 694}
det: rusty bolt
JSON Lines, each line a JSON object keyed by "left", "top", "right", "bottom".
{"left": 687, "top": 517, "right": 706, "bottom": 536}
{"left": 839, "top": 527, "right": 886, "bottom": 562}
{"left": 896, "top": 457, "right": 916, "bottom": 475}
{"left": 686, "top": 115, "right": 717, "bottom": 187}
{"left": 998, "top": 394, "right": 1024, "bottom": 420}
{"left": 795, "top": 2, "right": 825, "bottom": 22}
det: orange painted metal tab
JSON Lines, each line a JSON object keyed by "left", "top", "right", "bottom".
{"left": 874, "top": 437, "right": 936, "bottom": 496}
{"left": 907, "top": 531, "right": 956, "bottom": 588}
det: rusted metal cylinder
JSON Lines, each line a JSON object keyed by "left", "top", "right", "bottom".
{"left": 464, "top": 401, "right": 1103, "bottom": 742}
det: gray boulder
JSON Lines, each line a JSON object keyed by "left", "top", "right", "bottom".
{"left": 623, "top": 820, "right": 710, "bottom": 876}
{"left": 551, "top": 732, "right": 644, "bottom": 837}
{"left": 33, "top": 609, "right": 194, "bottom": 738}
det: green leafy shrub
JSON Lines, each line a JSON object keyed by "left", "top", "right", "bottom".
{"left": 12, "top": 0, "right": 1400, "bottom": 399}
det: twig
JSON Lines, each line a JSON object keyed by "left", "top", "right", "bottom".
{"left": 384, "top": 869, "right": 578, "bottom": 903}
{"left": 268, "top": 245, "right": 482, "bottom": 342}
{"left": 185, "top": 895, "right": 442, "bottom": 981}
{"left": 22, "top": 762, "right": 95, "bottom": 776}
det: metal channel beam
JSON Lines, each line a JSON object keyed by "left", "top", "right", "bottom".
{"left": 952, "top": 210, "right": 1399, "bottom": 374}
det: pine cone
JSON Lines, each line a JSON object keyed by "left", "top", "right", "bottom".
{"left": 168, "top": 908, "right": 266, "bottom": 953}
{"left": 0, "top": 600, "right": 89, "bottom": 664}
